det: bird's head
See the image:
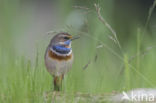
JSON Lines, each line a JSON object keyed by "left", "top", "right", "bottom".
{"left": 49, "top": 32, "right": 79, "bottom": 55}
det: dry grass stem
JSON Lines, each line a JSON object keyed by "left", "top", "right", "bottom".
{"left": 141, "top": 0, "right": 156, "bottom": 43}
{"left": 83, "top": 60, "right": 91, "bottom": 70}
{"left": 94, "top": 4, "right": 121, "bottom": 49}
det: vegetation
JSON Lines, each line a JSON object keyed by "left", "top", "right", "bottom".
{"left": 0, "top": 0, "right": 156, "bottom": 102}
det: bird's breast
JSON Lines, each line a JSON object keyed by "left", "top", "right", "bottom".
{"left": 48, "top": 50, "right": 72, "bottom": 61}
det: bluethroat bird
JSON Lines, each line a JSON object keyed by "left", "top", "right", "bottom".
{"left": 45, "top": 32, "right": 79, "bottom": 91}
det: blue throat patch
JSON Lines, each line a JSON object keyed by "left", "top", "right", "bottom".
{"left": 52, "top": 45, "right": 71, "bottom": 54}
{"left": 52, "top": 40, "right": 71, "bottom": 54}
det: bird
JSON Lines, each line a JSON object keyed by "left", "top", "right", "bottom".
{"left": 44, "top": 32, "right": 79, "bottom": 91}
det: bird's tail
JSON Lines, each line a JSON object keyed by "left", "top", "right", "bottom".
{"left": 53, "top": 75, "right": 64, "bottom": 91}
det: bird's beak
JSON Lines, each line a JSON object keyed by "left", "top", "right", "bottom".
{"left": 71, "top": 35, "right": 80, "bottom": 41}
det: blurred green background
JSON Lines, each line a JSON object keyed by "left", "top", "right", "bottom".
{"left": 0, "top": 0, "right": 156, "bottom": 102}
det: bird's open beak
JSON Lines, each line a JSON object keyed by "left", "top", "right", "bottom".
{"left": 71, "top": 35, "right": 80, "bottom": 41}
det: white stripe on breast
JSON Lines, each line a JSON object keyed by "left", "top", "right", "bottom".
{"left": 50, "top": 47, "right": 72, "bottom": 57}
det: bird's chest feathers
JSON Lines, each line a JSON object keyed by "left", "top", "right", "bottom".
{"left": 48, "top": 47, "right": 72, "bottom": 61}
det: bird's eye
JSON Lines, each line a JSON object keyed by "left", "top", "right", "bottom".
{"left": 64, "top": 37, "right": 69, "bottom": 40}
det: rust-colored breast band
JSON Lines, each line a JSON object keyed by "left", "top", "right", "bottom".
{"left": 48, "top": 50, "right": 72, "bottom": 61}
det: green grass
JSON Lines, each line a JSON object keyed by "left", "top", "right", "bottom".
{"left": 0, "top": 0, "right": 156, "bottom": 102}
{"left": 124, "top": 54, "right": 130, "bottom": 90}
{"left": 0, "top": 30, "right": 156, "bottom": 102}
